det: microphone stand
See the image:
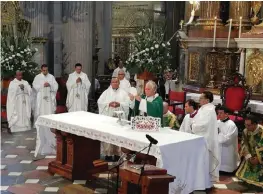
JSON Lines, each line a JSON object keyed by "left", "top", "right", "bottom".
{"left": 136, "top": 142, "right": 153, "bottom": 194}
{"left": 107, "top": 145, "right": 150, "bottom": 194}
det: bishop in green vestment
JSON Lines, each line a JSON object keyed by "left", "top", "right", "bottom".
{"left": 132, "top": 80, "right": 163, "bottom": 125}
{"left": 236, "top": 116, "right": 263, "bottom": 187}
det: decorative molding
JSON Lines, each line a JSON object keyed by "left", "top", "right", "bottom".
{"left": 188, "top": 52, "right": 200, "bottom": 82}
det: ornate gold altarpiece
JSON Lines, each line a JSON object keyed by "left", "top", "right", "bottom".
{"left": 179, "top": 1, "right": 263, "bottom": 100}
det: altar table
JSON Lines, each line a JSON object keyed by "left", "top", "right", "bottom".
{"left": 186, "top": 93, "right": 263, "bottom": 114}
{"left": 35, "top": 111, "right": 210, "bottom": 194}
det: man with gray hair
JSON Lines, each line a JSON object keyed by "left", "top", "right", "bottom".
{"left": 7, "top": 71, "right": 32, "bottom": 132}
{"left": 132, "top": 80, "right": 163, "bottom": 125}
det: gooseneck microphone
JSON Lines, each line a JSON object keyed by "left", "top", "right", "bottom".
{"left": 146, "top": 134, "right": 158, "bottom": 145}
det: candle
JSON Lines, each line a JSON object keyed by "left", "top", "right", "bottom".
{"left": 239, "top": 16, "right": 242, "bottom": 38}
{"left": 227, "top": 19, "right": 232, "bottom": 48}
{"left": 213, "top": 17, "right": 217, "bottom": 48}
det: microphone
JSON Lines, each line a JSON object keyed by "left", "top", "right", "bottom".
{"left": 146, "top": 134, "right": 158, "bottom": 145}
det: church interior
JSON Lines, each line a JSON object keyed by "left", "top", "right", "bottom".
{"left": 1, "top": 1, "right": 263, "bottom": 194}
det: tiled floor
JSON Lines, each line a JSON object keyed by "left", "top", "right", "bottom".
{"left": 1, "top": 129, "right": 263, "bottom": 194}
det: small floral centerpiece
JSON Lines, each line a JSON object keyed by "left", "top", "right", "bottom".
{"left": 1, "top": 36, "right": 39, "bottom": 80}
{"left": 125, "top": 27, "right": 173, "bottom": 75}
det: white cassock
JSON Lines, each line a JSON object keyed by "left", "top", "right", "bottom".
{"left": 179, "top": 114, "right": 192, "bottom": 133}
{"left": 119, "top": 78, "right": 131, "bottom": 93}
{"left": 192, "top": 103, "right": 220, "bottom": 183}
{"left": 66, "top": 72, "right": 91, "bottom": 112}
{"left": 7, "top": 78, "right": 32, "bottom": 132}
{"left": 112, "top": 67, "right": 130, "bottom": 80}
{"left": 33, "top": 73, "right": 58, "bottom": 155}
{"left": 218, "top": 119, "right": 239, "bottom": 172}
{"left": 97, "top": 86, "right": 131, "bottom": 156}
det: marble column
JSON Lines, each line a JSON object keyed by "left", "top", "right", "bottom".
{"left": 196, "top": 1, "right": 223, "bottom": 26}
{"left": 229, "top": 1, "right": 251, "bottom": 27}
{"left": 62, "top": 1, "right": 95, "bottom": 80}
{"left": 96, "top": 2, "right": 112, "bottom": 75}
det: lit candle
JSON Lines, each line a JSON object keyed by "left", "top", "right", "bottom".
{"left": 227, "top": 19, "right": 232, "bottom": 48}
{"left": 213, "top": 17, "right": 217, "bottom": 48}
{"left": 239, "top": 16, "right": 242, "bottom": 38}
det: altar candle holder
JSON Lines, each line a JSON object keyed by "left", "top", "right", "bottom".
{"left": 225, "top": 19, "right": 233, "bottom": 54}
{"left": 211, "top": 17, "right": 217, "bottom": 52}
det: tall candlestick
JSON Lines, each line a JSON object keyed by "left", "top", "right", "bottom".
{"left": 239, "top": 17, "right": 242, "bottom": 38}
{"left": 227, "top": 19, "right": 232, "bottom": 48}
{"left": 213, "top": 17, "right": 217, "bottom": 48}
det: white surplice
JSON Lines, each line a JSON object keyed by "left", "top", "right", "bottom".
{"left": 33, "top": 73, "right": 58, "bottom": 155}
{"left": 192, "top": 103, "right": 220, "bottom": 184}
{"left": 112, "top": 67, "right": 130, "bottom": 80}
{"left": 119, "top": 78, "right": 131, "bottom": 93}
{"left": 66, "top": 72, "right": 91, "bottom": 112}
{"left": 179, "top": 114, "right": 192, "bottom": 133}
{"left": 97, "top": 86, "right": 131, "bottom": 156}
{"left": 218, "top": 119, "right": 240, "bottom": 172}
{"left": 7, "top": 78, "right": 32, "bottom": 132}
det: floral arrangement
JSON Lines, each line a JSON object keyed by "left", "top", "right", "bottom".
{"left": 125, "top": 27, "right": 173, "bottom": 75}
{"left": 1, "top": 36, "right": 39, "bottom": 80}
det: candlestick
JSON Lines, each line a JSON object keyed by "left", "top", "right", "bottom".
{"left": 213, "top": 17, "right": 217, "bottom": 48}
{"left": 227, "top": 19, "right": 232, "bottom": 49}
{"left": 239, "top": 17, "right": 242, "bottom": 38}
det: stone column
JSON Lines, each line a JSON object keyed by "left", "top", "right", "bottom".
{"left": 229, "top": 1, "right": 251, "bottom": 27}
{"left": 196, "top": 1, "right": 223, "bottom": 26}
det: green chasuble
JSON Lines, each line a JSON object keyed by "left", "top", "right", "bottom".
{"left": 236, "top": 125, "right": 263, "bottom": 187}
{"left": 133, "top": 94, "right": 163, "bottom": 126}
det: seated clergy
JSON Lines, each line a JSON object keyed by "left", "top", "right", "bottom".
{"left": 236, "top": 115, "right": 263, "bottom": 187}
{"left": 132, "top": 80, "right": 163, "bottom": 124}
{"left": 7, "top": 71, "right": 32, "bottom": 133}
{"left": 118, "top": 69, "right": 131, "bottom": 93}
{"left": 112, "top": 59, "right": 130, "bottom": 80}
{"left": 97, "top": 78, "right": 132, "bottom": 161}
{"left": 179, "top": 99, "right": 198, "bottom": 133}
{"left": 217, "top": 106, "right": 239, "bottom": 173}
{"left": 163, "top": 102, "right": 180, "bottom": 130}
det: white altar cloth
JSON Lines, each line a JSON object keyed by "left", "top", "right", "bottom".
{"left": 186, "top": 93, "right": 263, "bottom": 114}
{"left": 34, "top": 111, "right": 210, "bottom": 194}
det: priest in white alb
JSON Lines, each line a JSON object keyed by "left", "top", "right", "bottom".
{"left": 118, "top": 69, "right": 131, "bottom": 93}
{"left": 112, "top": 59, "right": 130, "bottom": 80}
{"left": 191, "top": 91, "right": 220, "bottom": 185}
{"left": 7, "top": 71, "right": 32, "bottom": 133}
{"left": 66, "top": 63, "right": 91, "bottom": 112}
{"left": 33, "top": 64, "right": 58, "bottom": 156}
{"left": 97, "top": 77, "right": 133, "bottom": 161}
{"left": 217, "top": 106, "right": 239, "bottom": 173}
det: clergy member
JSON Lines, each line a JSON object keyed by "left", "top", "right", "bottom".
{"left": 33, "top": 64, "right": 58, "bottom": 122}
{"left": 191, "top": 91, "right": 220, "bottom": 183}
{"left": 97, "top": 78, "right": 132, "bottom": 161}
{"left": 163, "top": 102, "right": 180, "bottom": 130}
{"left": 179, "top": 99, "right": 198, "bottom": 133}
{"left": 118, "top": 69, "right": 131, "bottom": 93}
{"left": 133, "top": 80, "right": 163, "bottom": 124}
{"left": 217, "top": 106, "right": 239, "bottom": 173}
{"left": 7, "top": 71, "right": 32, "bottom": 133}
{"left": 236, "top": 115, "right": 263, "bottom": 187}
{"left": 112, "top": 59, "right": 130, "bottom": 80}
{"left": 66, "top": 63, "right": 91, "bottom": 112}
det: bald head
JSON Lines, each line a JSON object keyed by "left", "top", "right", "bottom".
{"left": 118, "top": 69, "right": 125, "bottom": 80}
{"left": 163, "top": 102, "right": 169, "bottom": 114}
{"left": 145, "top": 80, "right": 157, "bottom": 97}
{"left": 16, "top": 71, "right": 23, "bottom": 81}
{"left": 111, "top": 77, "right": 120, "bottom": 89}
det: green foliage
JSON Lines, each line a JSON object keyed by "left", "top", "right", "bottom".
{"left": 125, "top": 27, "right": 173, "bottom": 75}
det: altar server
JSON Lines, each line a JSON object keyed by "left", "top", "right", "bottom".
{"left": 112, "top": 59, "right": 130, "bottom": 80}
{"left": 66, "top": 63, "right": 91, "bottom": 112}
{"left": 217, "top": 106, "right": 239, "bottom": 173}
{"left": 33, "top": 64, "right": 58, "bottom": 121}
{"left": 7, "top": 71, "right": 32, "bottom": 132}
{"left": 118, "top": 69, "right": 131, "bottom": 93}
{"left": 191, "top": 91, "right": 220, "bottom": 184}
{"left": 179, "top": 99, "right": 198, "bottom": 133}
{"left": 133, "top": 80, "right": 163, "bottom": 124}
{"left": 97, "top": 78, "right": 132, "bottom": 159}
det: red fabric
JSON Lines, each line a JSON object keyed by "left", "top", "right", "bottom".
{"left": 169, "top": 91, "right": 186, "bottom": 103}
{"left": 1, "top": 111, "right": 7, "bottom": 119}
{"left": 234, "top": 77, "right": 239, "bottom": 84}
{"left": 168, "top": 106, "right": 184, "bottom": 115}
{"left": 56, "top": 92, "right": 61, "bottom": 101}
{"left": 225, "top": 87, "right": 245, "bottom": 111}
{"left": 229, "top": 115, "right": 243, "bottom": 121}
{"left": 1, "top": 95, "right": 7, "bottom": 106}
{"left": 56, "top": 106, "right": 67, "bottom": 114}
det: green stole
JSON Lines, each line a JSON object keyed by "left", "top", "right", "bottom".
{"left": 133, "top": 94, "right": 163, "bottom": 126}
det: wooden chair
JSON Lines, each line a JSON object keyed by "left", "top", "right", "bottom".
{"left": 167, "top": 91, "right": 186, "bottom": 118}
